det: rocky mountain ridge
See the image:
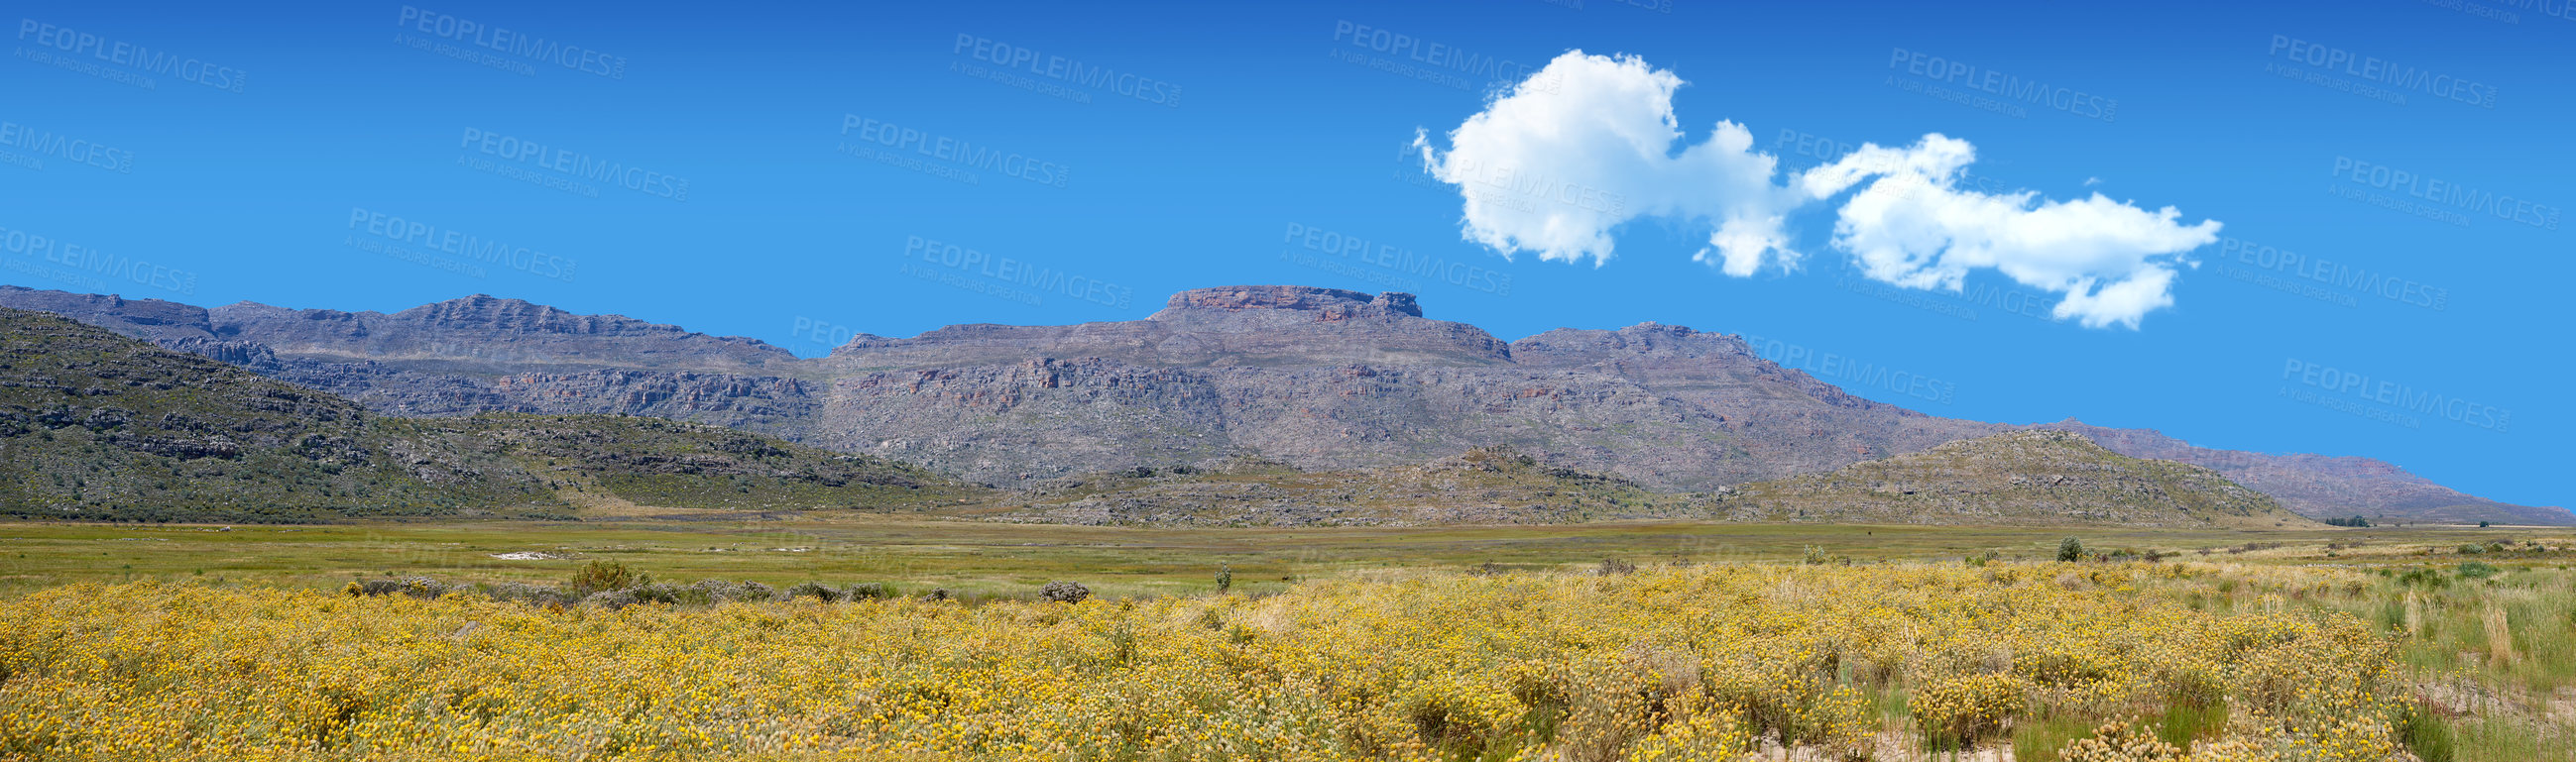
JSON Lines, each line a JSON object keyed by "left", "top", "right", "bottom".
{"left": 2, "top": 283, "right": 2558, "bottom": 525}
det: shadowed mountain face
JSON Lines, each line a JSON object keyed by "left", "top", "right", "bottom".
{"left": 2, "top": 283, "right": 2560, "bottom": 524}
{"left": 0, "top": 307, "right": 972, "bottom": 522}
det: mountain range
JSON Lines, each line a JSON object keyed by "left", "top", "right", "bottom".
{"left": 3, "top": 283, "right": 2561, "bottom": 525}
{"left": 0, "top": 306, "right": 2306, "bottom": 529}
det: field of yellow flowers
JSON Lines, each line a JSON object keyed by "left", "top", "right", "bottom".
{"left": 0, "top": 561, "right": 2460, "bottom": 762}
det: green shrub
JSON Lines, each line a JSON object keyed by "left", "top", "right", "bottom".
{"left": 2058, "top": 537, "right": 2085, "bottom": 563}
{"left": 570, "top": 560, "right": 640, "bottom": 596}
{"left": 2402, "top": 707, "right": 2457, "bottom": 762}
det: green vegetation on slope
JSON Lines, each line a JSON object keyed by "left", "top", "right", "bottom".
{"left": 0, "top": 309, "right": 558, "bottom": 522}
{"left": 992, "top": 446, "right": 1716, "bottom": 525}
{"left": 1714, "top": 430, "right": 2316, "bottom": 528}
{"left": 397, "top": 413, "right": 980, "bottom": 513}
{"left": 0, "top": 309, "right": 981, "bottom": 521}
{"left": 990, "top": 433, "right": 2310, "bottom": 529}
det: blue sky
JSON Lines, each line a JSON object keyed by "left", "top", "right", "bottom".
{"left": 2, "top": 0, "right": 2565, "bottom": 507}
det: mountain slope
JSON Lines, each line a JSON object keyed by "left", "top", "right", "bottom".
{"left": 2025, "top": 419, "right": 2566, "bottom": 526}
{"left": 1712, "top": 431, "right": 2313, "bottom": 528}
{"left": 398, "top": 413, "right": 977, "bottom": 513}
{"left": 1510, "top": 323, "right": 1998, "bottom": 475}
{"left": 0, "top": 308, "right": 550, "bottom": 521}
{"left": 0, "top": 309, "right": 977, "bottom": 521}
{"left": 991, "top": 433, "right": 2304, "bottom": 529}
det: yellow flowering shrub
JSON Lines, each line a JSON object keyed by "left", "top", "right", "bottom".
{"left": 1620, "top": 699, "right": 1753, "bottom": 762}
{"left": 1910, "top": 673, "right": 2028, "bottom": 747}
{"left": 2059, "top": 720, "right": 2182, "bottom": 762}
{"left": 0, "top": 564, "right": 2420, "bottom": 761}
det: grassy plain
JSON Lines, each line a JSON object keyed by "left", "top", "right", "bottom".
{"left": 4, "top": 518, "right": 2563, "bottom": 599}
{"left": 2, "top": 518, "right": 2571, "bottom": 760}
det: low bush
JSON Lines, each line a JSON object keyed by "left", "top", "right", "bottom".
{"left": 785, "top": 582, "right": 840, "bottom": 602}
{"left": 1040, "top": 581, "right": 1091, "bottom": 603}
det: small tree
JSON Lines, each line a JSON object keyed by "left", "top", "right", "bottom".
{"left": 2057, "top": 537, "right": 2086, "bottom": 563}
{"left": 1214, "top": 563, "right": 1232, "bottom": 593}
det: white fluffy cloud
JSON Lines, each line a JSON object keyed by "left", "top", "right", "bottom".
{"left": 1411, "top": 53, "right": 1804, "bottom": 274}
{"left": 1416, "top": 51, "right": 2220, "bottom": 329}
{"left": 1799, "top": 136, "right": 2217, "bottom": 329}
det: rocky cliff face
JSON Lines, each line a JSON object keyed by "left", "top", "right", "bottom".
{"left": 2, "top": 284, "right": 2559, "bottom": 524}
{"left": 811, "top": 357, "right": 1736, "bottom": 487}
{"left": 827, "top": 285, "right": 1512, "bottom": 370}
{"left": 205, "top": 294, "right": 798, "bottom": 374}
{"left": 1511, "top": 323, "right": 1998, "bottom": 476}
